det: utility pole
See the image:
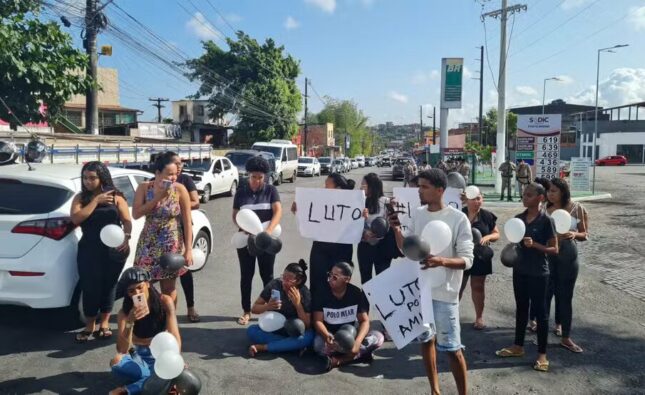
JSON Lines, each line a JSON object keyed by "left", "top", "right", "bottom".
{"left": 432, "top": 106, "right": 436, "bottom": 145}
{"left": 482, "top": 0, "right": 527, "bottom": 192}
{"left": 419, "top": 105, "right": 423, "bottom": 146}
{"left": 149, "top": 98, "right": 169, "bottom": 123}
{"left": 304, "top": 78, "right": 308, "bottom": 156}
{"left": 85, "top": 0, "right": 99, "bottom": 135}
{"left": 478, "top": 45, "right": 484, "bottom": 145}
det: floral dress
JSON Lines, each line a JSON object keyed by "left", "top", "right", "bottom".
{"left": 134, "top": 182, "right": 186, "bottom": 280}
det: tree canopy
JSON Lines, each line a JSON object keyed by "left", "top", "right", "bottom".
{"left": 186, "top": 32, "right": 302, "bottom": 145}
{"left": 0, "top": 0, "right": 93, "bottom": 128}
{"left": 309, "top": 99, "right": 372, "bottom": 157}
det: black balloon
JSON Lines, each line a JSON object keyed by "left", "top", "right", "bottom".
{"left": 255, "top": 231, "right": 273, "bottom": 251}
{"left": 142, "top": 372, "right": 172, "bottom": 395}
{"left": 172, "top": 368, "right": 202, "bottom": 395}
{"left": 471, "top": 228, "right": 482, "bottom": 245}
{"left": 402, "top": 235, "right": 430, "bottom": 261}
{"left": 334, "top": 329, "right": 356, "bottom": 353}
{"left": 284, "top": 318, "right": 306, "bottom": 337}
{"left": 339, "top": 324, "right": 357, "bottom": 339}
{"left": 370, "top": 217, "right": 390, "bottom": 238}
{"left": 159, "top": 253, "right": 186, "bottom": 272}
{"left": 500, "top": 243, "right": 520, "bottom": 268}
{"left": 474, "top": 244, "right": 494, "bottom": 261}
{"left": 447, "top": 172, "right": 466, "bottom": 189}
{"left": 264, "top": 237, "right": 282, "bottom": 255}
{"left": 247, "top": 235, "right": 261, "bottom": 256}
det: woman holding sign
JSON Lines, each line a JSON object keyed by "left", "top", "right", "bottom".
{"left": 312, "top": 262, "right": 384, "bottom": 371}
{"left": 291, "top": 173, "right": 356, "bottom": 300}
{"left": 459, "top": 191, "right": 499, "bottom": 330}
{"left": 496, "top": 182, "right": 558, "bottom": 373}
{"left": 545, "top": 178, "right": 588, "bottom": 353}
{"left": 358, "top": 173, "right": 392, "bottom": 284}
{"left": 233, "top": 156, "right": 282, "bottom": 326}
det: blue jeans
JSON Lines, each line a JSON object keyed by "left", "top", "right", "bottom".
{"left": 247, "top": 324, "right": 315, "bottom": 353}
{"left": 417, "top": 300, "right": 464, "bottom": 352}
{"left": 111, "top": 346, "right": 155, "bottom": 395}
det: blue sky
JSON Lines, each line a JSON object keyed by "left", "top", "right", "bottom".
{"left": 48, "top": 0, "right": 645, "bottom": 126}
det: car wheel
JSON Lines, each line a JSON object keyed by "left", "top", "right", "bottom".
{"left": 192, "top": 230, "right": 211, "bottom": 272}
{"left": 228, "top": 181, "right": 237, "bottom": 197}
{"left": 291, "top": 170, "right": 297, "bottom": 182}
{"left": 201, "top": 185, "right": 211, "bottom": 203}
{"left": 276, "top": 172, "right": 283, "bottom": 185}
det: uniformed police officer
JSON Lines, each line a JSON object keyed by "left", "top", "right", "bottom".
{"left": 498, "top": 158, "right": 516, "bottom": 201}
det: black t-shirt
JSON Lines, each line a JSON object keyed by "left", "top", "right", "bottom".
{"left": 515, "top": 210, "right": 556, "bottom": 277}
{"left": 233, "top": 183, "right": 280, "bottom": 223}
{"left": 313, "top": 283, "right": 369, "bottom": 334}
{"left": 463, "top": 208, "right": 497, "bottom": 265}
{"left": 177, "top": 173, "right": 197, "bottom": 193}
{"left": 259, "top": 279, "right": 311, "bottom": 319}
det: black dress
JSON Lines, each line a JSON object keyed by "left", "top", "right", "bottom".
{"left": 462, "top": 208, "right": 497, "bottom": 276}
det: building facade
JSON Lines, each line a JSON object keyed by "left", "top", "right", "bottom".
{"left": 296, "top": 123, "right": 335, "bottom": 157}
{"left": 171, "top": 100, "right": 230, "bottom": 146}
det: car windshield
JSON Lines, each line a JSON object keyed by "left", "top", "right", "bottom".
{"left": 298, "top": 158, "right": 313, "bottom": 163}
{"left": 225, "top": 153, "right": 254, "bottom": 167}
{"left": 0, "top": 179, "right": 74, "bottom": 214}
{"left": 183, "top": 160, "right": 212, "bottom": 171}
{"left": 334, "top": 160, "right": 344, "bottom": 164}
{"left": 319, "top": 157, "right": 331, "bottom": 163}
{"left": 252, "top": 145, "right": 282, "bottom": 159}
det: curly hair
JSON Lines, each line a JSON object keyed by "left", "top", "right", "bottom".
{"left": 79, "top": 161, "right": 121, "bottom": 207}
{"left": 328, "top": 173, "right": 355, "bottom": 190}
{"left": 245, "top": 155, "right": 270, "bottom": 174}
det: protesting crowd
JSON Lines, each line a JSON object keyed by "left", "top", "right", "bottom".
{"left": 72, "top": 151, "right": 589, "bottom": 395}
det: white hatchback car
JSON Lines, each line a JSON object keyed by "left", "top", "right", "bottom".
{"left": 297, "top": 156, "right": 321, "bottom": 177}
{"left": 182, "top": 156, "right": 239, "bottom": 203}
{"left": 0, "top": 164, "right": 213, "bottom": 317}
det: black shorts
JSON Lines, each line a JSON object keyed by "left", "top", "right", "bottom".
{"left": 465, "top": 257, "right": 492, "bottom": 276}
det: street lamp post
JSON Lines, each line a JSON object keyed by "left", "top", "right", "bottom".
{"left": 592, "top": 44, "right": 629, "bottom": 194}
{"left": 542, "top": 77, "right": 562, "bottom": 114}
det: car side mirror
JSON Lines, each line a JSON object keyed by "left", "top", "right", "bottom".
{"left": 213, "top": 168, "right": 222, "bottom": 174}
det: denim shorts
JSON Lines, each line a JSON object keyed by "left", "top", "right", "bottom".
{"left": 417, "top": 300, "right": 464, "bottom": 352}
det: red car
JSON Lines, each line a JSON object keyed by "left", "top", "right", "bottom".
{"left": 595, "top": 155, "right": 627, "bottom": 166}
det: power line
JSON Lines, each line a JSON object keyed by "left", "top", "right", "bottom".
{"left": 307, "top": 80, "right": 328, "bottom": 106}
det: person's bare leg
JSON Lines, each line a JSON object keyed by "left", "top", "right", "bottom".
{"left": 471, "top": 276, "right": 486, "bottom": 327}
{"left": 459, "top": 272, "right": 470, "bottom": 301}
{"left": 421, "top": 338, "right": 440, "bottom": 395}
{"left": 448, "top": 350, "right": 468, "bottom": 395}
{"left": 160, "top": 278, "right": 177, "bottom": 305}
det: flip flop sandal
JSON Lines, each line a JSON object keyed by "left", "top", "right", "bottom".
{"left": 473, "top": 322, "right": 486, "bottom": 330}
{"left": 554, "top": 328, "right": 563, "bottom": 337}
{"left": 533, "top": 360, "right": 549, "bottom": 372}
{"left": 237, "top": 314, "right": 250, "bottom": 326}
{"left": 188, "top": 312, "right": 201, "bottom": 323}
{"left": 560, "top": 342, "right": 583, "bottom": 353}
{"left": 75, "top": 330, "right": 93, "bottom": 343}
{"left": 95, "top": 327, "right": 113, "bottom": 339}
{"left": 495, "top": 348, "right": 525, "bottom": 357}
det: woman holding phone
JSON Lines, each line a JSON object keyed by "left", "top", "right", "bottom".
{"left": 71, "top": 161, "right": 132, "bottom": 343}
{"left": 133, "top": 154, "right": 193, "bottom": 303}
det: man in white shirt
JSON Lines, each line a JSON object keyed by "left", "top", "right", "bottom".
{"left": 391, "top": 169, "right": 474, "bottom": 395}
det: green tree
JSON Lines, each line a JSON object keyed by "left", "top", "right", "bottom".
{"left": 186, "top": 32, "right": 301, "bottom": 145}
{"left": 310, "top": 99, "right": 371, "bottom": 156}
{"left": 481, "top": 107, "right": 517, "bottom": 147}
{"left": 0, "top": 0, "right": 93, "bottom": 129}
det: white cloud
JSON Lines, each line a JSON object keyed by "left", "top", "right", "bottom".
{"left": 463, "top": 66, "right": 474, "bottom": 80}
{"left": 561, "top": 0, "right": 590, "bottom": 10}
{"left": 567, "top": 68, "right": 645, "bottom": 107}
{"left": 389, "top": 91, "right": 409, "bottom": 104}
{"left": 284, "top": 16, "right": 300, "bottom": 30}
{"left": 556, "top": 75, "right": 575, "bottom": 85}
{"left": 412, "top": 69, "right": 439, "bottom": 85}
{"left": 515, "top": 85, "right": 538, "bottom": 96}
{"left": 186, "top": 12, "right": 222, "bottom": 41}
{"left": 628, "top": 6, "right": 645, "bottom": 31}
{"left": 223, "top": 13, "right": 242, "bottom": 23}
{"left": 305, "top": 0, "right": 336, "bottom": 13}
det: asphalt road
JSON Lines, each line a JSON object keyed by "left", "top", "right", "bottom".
{"left": 0, "top": 165, "right": 644, "bottom": 394}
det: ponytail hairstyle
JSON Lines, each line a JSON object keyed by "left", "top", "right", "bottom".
{"left": 284, "top": 259, "right": 308, "bottom": 287}
{"left": 328, "top": 173, "right": 356, "bottom": 190}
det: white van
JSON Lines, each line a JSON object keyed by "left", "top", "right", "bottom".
{"left": 251, "top": 139, "right": 298, "bottom": 185}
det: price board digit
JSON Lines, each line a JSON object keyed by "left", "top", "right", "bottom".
{"left": 516, "top": 114, "right": 561, "bottom": 180}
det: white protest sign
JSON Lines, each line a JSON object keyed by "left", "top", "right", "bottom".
{"left": 444, "top": 187, "right": 462, "bottom": 211}
{"left": 363, "top": 259, "right": 433, "bottom": 349}
{"left": 393, "top": 187, "right": 421, "bottom": 236}
{"left": 295, "top": 187, "right": 366, "bottom": 244}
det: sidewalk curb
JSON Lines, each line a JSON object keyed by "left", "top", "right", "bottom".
{"left": 572, "top": 193, "right": 612, "bottom": 202}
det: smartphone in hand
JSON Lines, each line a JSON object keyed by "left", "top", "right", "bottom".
{"left": 133, "top": 294, "right": 146, "bottom": 308}
{"left": 162, "top": 180, "right": 173, "bottom": 189}
{"left": 271, "top": 289, "right": 281, "bottom": 302}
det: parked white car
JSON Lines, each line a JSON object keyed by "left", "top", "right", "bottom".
{"left": 297, "top": 156, "right": 321, "bottom": 177}
{"left": 182, "top": 156, "right": 238, "bottom": 203}
{"left": 0, "top": 164, "right": 213, "bottom": 318}
{"left": 351, "top": 159, "right": 360, "bottom": 169}
{"left": 354, "top": 156, "right": 365, "bottom": 167}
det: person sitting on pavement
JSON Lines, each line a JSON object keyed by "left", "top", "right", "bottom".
{"left": 247, "top": 260, "right": 315, "bottom": 357}
{"left": 496, "top": 182, "right": 558, "bottom": 373}
{"left": 109, "top": 267, "right": 182, "bottom": 395}
{"left": 312, "top": 262, "right": 384, "bottom": 371}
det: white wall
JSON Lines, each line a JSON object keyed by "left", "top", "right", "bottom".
{"left": 598, "top": 132, "right": 645, "bottom": 157}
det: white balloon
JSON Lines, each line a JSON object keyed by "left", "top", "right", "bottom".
{"left": 504, "top": 218, "right": 526, "bottom": 243}
{"left": 150, "top": 332, "right": 179, "bottom": 359}
{"left": 551, "top": 209, "right": 572, "bottom": 234}
{"left": 155, "top": 350, "right": 185, "bottom": 380}
{"left": 261, "top": 221, "right": 282, "bottom": 237}
{"left": 189, "top": 248, "right": 206, "bottom": 271}
{"left": 258, "top": 311, "right": 286, "bottom": 332}
{"left": 464, "top": 185, "right": 481, "bottom": 200}
{"left": 230, "top": 232, "right": 248, "bottom": 249}
{"left": 236, "top": 209, "right": 263, "bottom": 235}
{"left": 99, "top": 224, "right": 125, "bottom": 248}
{"left": 421, "top": 221, "right": 453, "bottom": 255}
{"left": 419, "top": 266, "right": 447, "bottom": 288}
